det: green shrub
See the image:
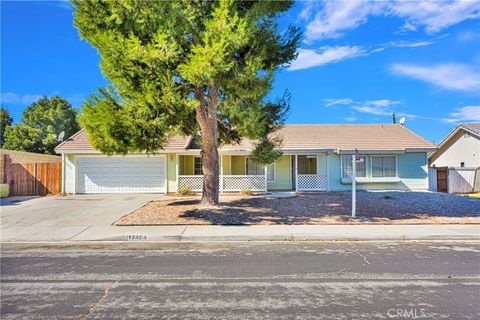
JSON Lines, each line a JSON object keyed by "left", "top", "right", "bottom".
{"left": 240, "top": 188, "right": 253, "bottom": 196}
{"left": 178, "top": 186, "right": 193, "bottom": 196}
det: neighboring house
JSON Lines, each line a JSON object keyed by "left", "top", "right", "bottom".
{"left": 55, "top": 124, "right": 435, "bottom": 194}
{"left": 428, "top": 123, "right": 480, "bottom": 193}
{"left": 429, "top": 123, "right": 480, "bottom": 168}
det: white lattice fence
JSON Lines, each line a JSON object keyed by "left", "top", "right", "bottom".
{"left": 222, "top": 175, "right": 266, "bottom": 192}
{"left": 297, "top": 174, "right": 327, "bottom": 191}
{"left": 178, "top": 175, "right": 203, "bottom": 192}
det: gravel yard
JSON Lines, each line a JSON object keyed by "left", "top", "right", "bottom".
{"left": 115, "top": 191, "right": 480, "bottom": 225}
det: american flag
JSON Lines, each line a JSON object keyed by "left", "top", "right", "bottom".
{"left": 354, "top": 148, "right": 360, "bottom": 161}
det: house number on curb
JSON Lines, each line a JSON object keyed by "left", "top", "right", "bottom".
{"left": 127, "top": 235, "right": 147, "bottom": 241}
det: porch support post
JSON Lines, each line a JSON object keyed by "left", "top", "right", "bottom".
{"left": 295, "top": 155, "right": 298, "bottom": 193}
{"left": 264, "top": 164, "right": 268, "bottom": 192}
{"left": 61, "top": 154, "right": 65, "bottom": 194}
{"left": 326, "top": 153, "right": 330, "bottom": 191}
{"left": 72, "top": 156, "right": 77, "bottom": 194}
{"left": 175, "top": 154, "right": 179, "bottom": 193}
{"left": 220, "top": 155, "right": 224, "bottom": 193}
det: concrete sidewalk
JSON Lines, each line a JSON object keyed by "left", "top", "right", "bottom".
{"left": 1, "top": 224, "right": 479, "bottom": 242}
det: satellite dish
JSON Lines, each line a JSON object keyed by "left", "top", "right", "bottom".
{"left": 57, "top": 131, "right": 65, "bottom": 142}
{"left": 399, "top": 117, "right": 406, "bottom": 125}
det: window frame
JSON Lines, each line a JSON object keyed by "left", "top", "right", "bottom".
{"left": 245, "top": 157, "right": 265, "bottom": 176}
{"left": 193, "top": 156, "right": 203, "bottom": 175}
{"left": 297, "top": 155, "right": 318, "bottom": 175}
{"left": 266, "top": 163, "right": 275, "bottom": 182}
{"left": 371, "top": 155, "right": 397, "bottom": 178}
{"left": 341, "top": 155, "right": 367, "bottom": 178}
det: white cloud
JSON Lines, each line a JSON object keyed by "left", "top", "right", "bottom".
{"left": 445, "top": 106, "right": 480, "bottom": 123}
{"left": 390, "top": 63, "right": 480, "bottom": 93}
{"left": 288, "top": 46, "right": 365, "bottom": 71}
{"left": 366, "top": 99, "right": 402, "bottom": 107}
{"left": 386, "top": 40, "right": 434, "bottom": 48}
{"left": 391, "top": 1, "right": 480, "bottom": 33}
{"left": 302, "top": 1, "right": 480, "bottom": 41}
{"left": 323, "top": 98, "right": 355, "bottom": 107}
{"left": 304, "top": 1, "right": 380, "bottom": 41}
{"left": 0, "top": 92, "right": 43, "bottom": 105}
{"left": 343, "top": 113, "right": 357, "bottom": 122}
{"left": 352, "top": 105, "right": 393, "bottom": 116}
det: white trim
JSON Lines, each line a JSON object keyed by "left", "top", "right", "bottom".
{"left": 289, "top": 155, "right": 292, "bottom": 190}
{"left": 176, "top": 154, "right": 179, "bottom": 193}
{"left": 220, "top": 155, "right": 224, "bottom": 193}
{"left": 326, "top": 153, "right": 330, "bottom": 191}
{"left": 73, "top": 156, "right": 77, "bottom": 194}
{"left": 165, "top": 154, "right": 169, "bottom": 192}
{"left": 295, "top": 155, "right": 298, "bottom": 192}
{"left": 341, "top": 177, "right": 401, "bottom": 184}
{"left": 61, "top": 154, "right": 65, "bottom": 194}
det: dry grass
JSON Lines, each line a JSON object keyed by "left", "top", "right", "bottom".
{"left": 115, "top": 192, "right": 480, "bottom": 226}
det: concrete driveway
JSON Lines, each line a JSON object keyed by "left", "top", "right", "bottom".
{"left": 0, "top": 194, "right": 163, "bottom": 242}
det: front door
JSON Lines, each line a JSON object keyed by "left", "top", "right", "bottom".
{"left": 437, "top": 167, "right": 448, "bottom": 193}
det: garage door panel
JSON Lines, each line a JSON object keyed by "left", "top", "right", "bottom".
{"left": 77, "top": 156, "right": 166, "bottom": 193}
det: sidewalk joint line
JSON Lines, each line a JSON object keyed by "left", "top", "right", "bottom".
{"left": 68, "top": 226, "right": 92, "bottom": 241}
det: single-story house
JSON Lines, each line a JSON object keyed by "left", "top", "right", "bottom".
{"left": 55, "top": 124, "right": 435, "bottom": 194}
{"left": 429, "top": 123, "right": 480, "bottom": 168}
{"left": 428, "top": 123, "right": 480, "bottom": 193}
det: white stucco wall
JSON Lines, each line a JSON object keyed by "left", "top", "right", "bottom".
{"left": 430, "top": 130, "right": 480, "bottom": 168}
{"left": 64, "top": 154, "right": 75, "bottom": 194}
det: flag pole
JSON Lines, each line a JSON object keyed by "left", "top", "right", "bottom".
{"left": 352, "top": 154, "right": 356, "bottom": 218}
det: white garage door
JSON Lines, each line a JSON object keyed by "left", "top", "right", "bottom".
{"left": 77, "top": 156, "right": 166, "bottom": 193}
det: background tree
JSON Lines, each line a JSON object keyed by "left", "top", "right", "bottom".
{"left": 0, "top": 107, "right": 13, "bottom": 147}
{"left": 3, "top": 96, "right": 80, "bottom": 154}
{"left": 73, "top": 0, "right": 300, "bottom": 206}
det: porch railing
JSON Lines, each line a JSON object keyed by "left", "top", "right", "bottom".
{"left": 222, "top": 175, "right": 266, "bottom": 192}
{"left": 297, "top": 174, "right": 327, "bottom": 191}
{"left": 178, "top": 175, "right": 204, "bottom": 192}
{"left": 177, "top": 175, "right": 267, "bottom": 192}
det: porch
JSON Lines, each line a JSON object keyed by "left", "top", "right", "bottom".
{"left": 176, "top": 154, "right": 329, "bottom": 193}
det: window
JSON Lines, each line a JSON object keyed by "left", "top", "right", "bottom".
{"left": 342, "top": 156, "right": 366, "bottom": 178}
{"left": 460, "top": 162, "right": 465, "bottom": 168}
{"left": 194, "top": 157, "right": 203, "bottom": 175}
{"left": 246, "top": 158, "right": 264, "bottom": 175}
{"left": 297, "top": 155, "right": 317, "bottom": 174}
{"left": 267, "top": 163, "right": 275, "bottom": 182}
{"left": 372, "top": 156, "right": 396, "bottom": 178}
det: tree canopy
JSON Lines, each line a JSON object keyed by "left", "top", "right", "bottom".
{"left": 0, "top": 107, "right": 13, "bottom": 147}
{"left": 73, "top": 0, "right": 300, "bottom": 205}
{"left": 3, "top": 96, "right": 80, "bottom": 154}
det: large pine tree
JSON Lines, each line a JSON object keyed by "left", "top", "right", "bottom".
{"left": 73, "top": 0, "right": 300, "bottom": 206}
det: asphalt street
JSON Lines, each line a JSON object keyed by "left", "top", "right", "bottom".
{"left": 1, "top": 241, "right": 479, "bottom": 319}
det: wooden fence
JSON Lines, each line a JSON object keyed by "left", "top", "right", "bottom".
{"left": 3, "top": 155, "right": 62, "bottom": 196}
{"left": 428, "top": 166, "right": 480, "bottom": 194}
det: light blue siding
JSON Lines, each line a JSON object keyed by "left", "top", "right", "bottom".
{"left": 328, "top": 152, "right": 428, "bottom": 191}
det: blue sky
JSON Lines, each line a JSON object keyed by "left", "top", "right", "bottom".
{"left": 1, "top": 0, "right": 479, "bottom": 144}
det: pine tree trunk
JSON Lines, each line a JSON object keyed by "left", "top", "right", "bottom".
{"left": 196, "top": 86, "right": 219, "bottom": 207}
